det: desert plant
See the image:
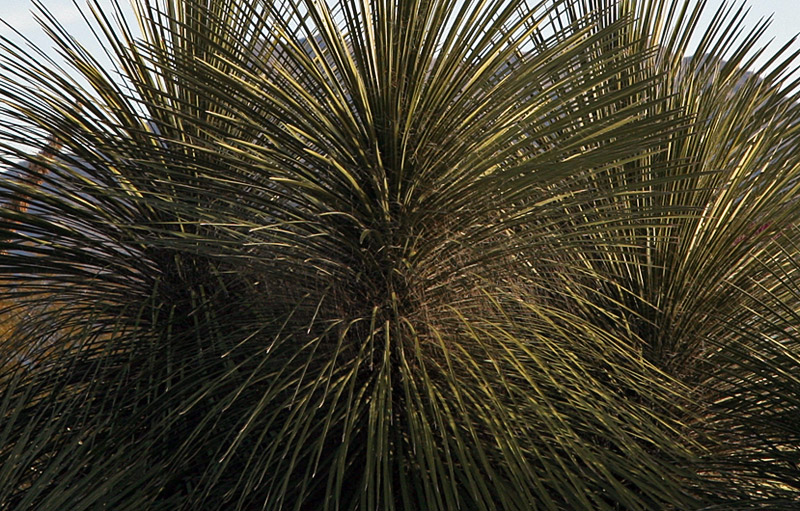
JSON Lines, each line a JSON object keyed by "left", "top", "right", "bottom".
{"left": 0, "top": 0, "right": 799, "bottom": 509}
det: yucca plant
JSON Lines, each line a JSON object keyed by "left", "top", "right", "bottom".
{"left": 1, "top": 0, "right": 799, "bottom": 509}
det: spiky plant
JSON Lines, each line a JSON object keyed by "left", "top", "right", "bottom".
{"left": 1, "top": 0, "right": 799, "bottom": 509}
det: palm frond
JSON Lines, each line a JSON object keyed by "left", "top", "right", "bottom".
{"left": 1, "top": 0, "right": 799, "bottom": 509}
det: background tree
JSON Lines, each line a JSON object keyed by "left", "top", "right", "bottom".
{"left": 1, "top": 0, "right": 799, "bottom": 509}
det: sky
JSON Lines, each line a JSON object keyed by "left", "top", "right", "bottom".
{"left": 0, "top": 0, "right": 798, "bottom": 77}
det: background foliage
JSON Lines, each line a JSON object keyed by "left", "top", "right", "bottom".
{"left": 1, "top": 0, "right": 799, "bottom": 509}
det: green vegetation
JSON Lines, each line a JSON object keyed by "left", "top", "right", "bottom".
{"left": 1, "top": 0, "right": 799, "bottom": 508}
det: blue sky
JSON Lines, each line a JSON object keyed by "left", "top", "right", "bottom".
{"left": 0, "top": 0, "right": 798, "bottom": 74}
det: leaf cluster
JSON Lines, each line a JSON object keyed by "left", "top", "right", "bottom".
{"left": 1, "top": 0, "right": 799, "bottom": 509}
